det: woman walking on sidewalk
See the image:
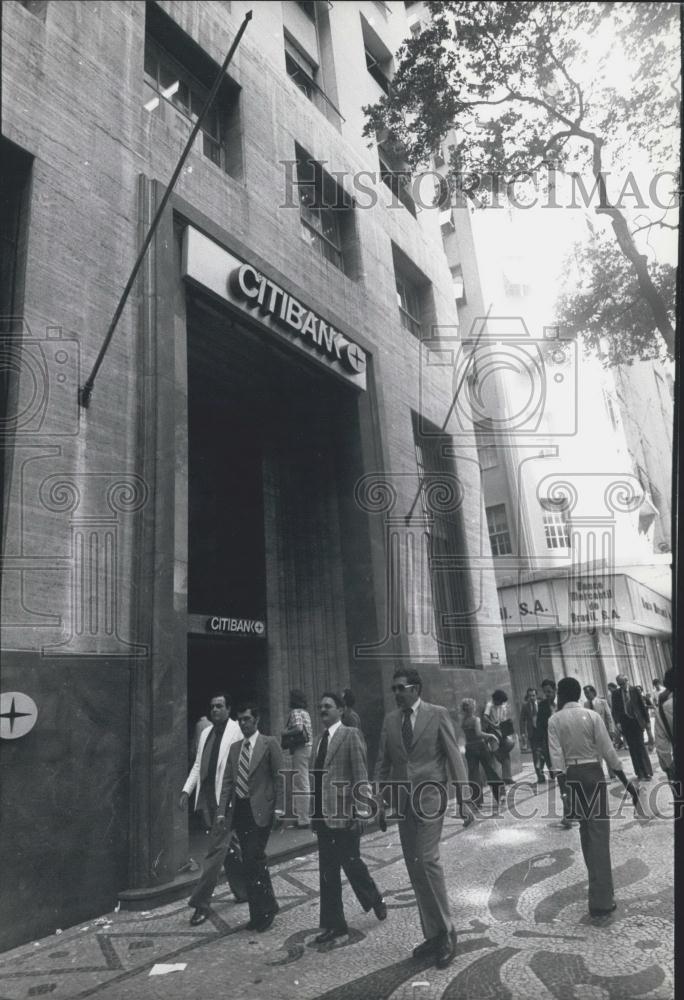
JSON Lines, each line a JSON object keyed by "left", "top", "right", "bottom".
{"left": 283, "top": 689, "right": 313, "bottom": 828}
{"left": 461, "top": 699, "right": 504, "bottom": 814}
{"left": 483, "top": 690, "right": 516, "bottom": 785}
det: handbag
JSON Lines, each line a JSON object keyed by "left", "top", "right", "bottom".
{"left": 281, "top": 726, "right": 308, "bottom": 751}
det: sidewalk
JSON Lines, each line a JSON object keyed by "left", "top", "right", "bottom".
{"left": 0, "top": 752, "right": 672, "bottom": 1000}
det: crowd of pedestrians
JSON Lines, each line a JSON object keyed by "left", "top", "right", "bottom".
{"left": 177, "top": 666, "right": 674, "bottom": 969}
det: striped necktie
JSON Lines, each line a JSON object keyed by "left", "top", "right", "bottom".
{"left": 236, "top": 739, "right": 251, "bottom": 799}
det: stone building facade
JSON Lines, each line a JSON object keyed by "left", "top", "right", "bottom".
{"left": 0, "top": 0, "right": 507, "bottom": 949}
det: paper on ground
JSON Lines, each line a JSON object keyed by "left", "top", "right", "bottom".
{"left": 149, "top": 963, "right": 187, "bottom": 977}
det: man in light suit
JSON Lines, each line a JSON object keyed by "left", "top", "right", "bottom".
{"left": 375, "top": 668, "right": 468, "bottom": 970}
{"left": 180, "top": 693, "right": 245, "bottom": 924}
{"left": 311, "top": 691, "right": 386, "bottom": 943}
{"left": 216, "top": 703, "right": 284, "bottom": 932}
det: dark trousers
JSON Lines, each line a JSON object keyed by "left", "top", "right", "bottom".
{"left": 315, "top": 823, "right": 381, "bottom": 932}
{"left": 465, "top": 746, "right": 503, "bottom": 804}
{"left": 565, "top": 763, "right": 614, "bottom": 911}
{"left": 531, "top": 739, "right": 553, "bottom": 781}
{"left": 620, "top": 717, "right": 653, "bottom": 779}
{"left": 233, "top": 798, "right": 277, "bottom": 924}
{"left": 189, "top": 797, "right": 247, "bottom": 909}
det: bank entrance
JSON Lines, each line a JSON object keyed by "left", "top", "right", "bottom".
{"left": 185, "top": 292, "right": 373, "bottom": 745}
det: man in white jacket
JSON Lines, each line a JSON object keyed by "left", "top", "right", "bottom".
{"left": 179, "top": 693, "right": 246, "bottom": 922}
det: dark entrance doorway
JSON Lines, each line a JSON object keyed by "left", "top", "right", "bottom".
{"left": 185, "top": 292, "right": 371, "bottom": 752}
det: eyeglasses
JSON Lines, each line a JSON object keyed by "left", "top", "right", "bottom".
{"left": 391, "top": 683, "right": 416, "bottom": 693}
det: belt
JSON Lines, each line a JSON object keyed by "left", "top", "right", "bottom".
{"left": 566, "top": 758, "right": 600, "bottom": 765}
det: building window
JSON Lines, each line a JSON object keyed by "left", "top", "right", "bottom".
{"left": 285, "top": 37, "right": 317, "bottom": 100}
{"left": 396, "top": 275, "right": 422, "bottom": 337}
{"left": 361, "top": 14, "right": 393, "bottom": 96}
{"left": 144, "top": 2, "right": 242, "bottom": 177}
{"left": 478, "top": 443, "right": 498, "bottom": 470}
{"left": 486, "top": 505, "right": 513, "bottom": 556}
{"left": 413, "top": 414, "right": 475, "bottom": 667}
{"left": 378, "top": 139, "right": 416, "bottom": 216}
{"left": 392, "top": 244, "right": 432, "bottom": 339}
{"left": 296, "top": 147, "right": 352, "bottom": 274}
{"left": 450, "top": 265, "right": 466, "bottom": 303}
{"left": 543, "top": 511, "right": 570, "bottom": 549}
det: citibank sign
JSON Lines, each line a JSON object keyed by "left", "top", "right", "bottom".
{"left": 231, "top": 264, "right": 366, "bottom": 376}
{"left": 182, "top": 227, "right": 367, "bottom": 389}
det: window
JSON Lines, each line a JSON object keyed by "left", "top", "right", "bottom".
{"left": 378, "top": 139, "right": 416, "bottom": 216}
{"left": 295, "top": 146, "right": 352, "bottom": 273}
{"left": 392, "top": 244, "right": 432, "bottom": 338}
{"left": 413, "top": 414, "right": 475, "bottom": 666}
{"left": 285, "top": 38, "right": 317, "bottom": 100}
{"left": 144, "top": 2, "right": 242, "bottom": 177}
{"left": 486, "top": 505, "right": 512, "bottom": 556}
{"left": 361, "top": 14, "right": 393, "bottom": 96}
{"left": 543, "top": 511, "right": 570, "bottom": 549}
{"left": 365, "top": 48, "right": 391, "bottom": 94}
{"left": 396, "top": 275, "right": 422, "bottom": 337}
{"left": 450, "top": 264, "right": 466, "bottom": 303}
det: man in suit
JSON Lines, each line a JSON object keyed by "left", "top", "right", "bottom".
{"left": 611, "top": 674, "right": 653, "bottom": 780}
{"left": 216, "top": 703, "right": 284, "bottom": 932}
{"left": 374, "top": 668, "right": 468, "bottom": 970}
{"left": 311, "top": 691, "right": 386, "bottom": 943}
{"left": 519, "top": 688, "right": 538, "bottom": 753}
{"left": 181, "top": 693, "right": 246, "bottom": 924}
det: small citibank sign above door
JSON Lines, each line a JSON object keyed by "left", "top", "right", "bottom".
{"left": 182, "top": 227, "right": 367, "bottom": 390}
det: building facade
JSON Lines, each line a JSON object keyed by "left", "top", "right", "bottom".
{"left": 436, "top": 180, "right": 673, "bottom": 716}
{"left": 0, "top": 0, "right": 509, "bottom": 949}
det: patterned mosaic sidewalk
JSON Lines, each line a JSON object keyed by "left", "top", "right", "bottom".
{"left": 0, "top": 776, "right": 673, "bottom": 1000}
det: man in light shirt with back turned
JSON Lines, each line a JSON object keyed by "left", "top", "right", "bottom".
{"left": 548, "top": 677, "right": 641, "bottom": 918}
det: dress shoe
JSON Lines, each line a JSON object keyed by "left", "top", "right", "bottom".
{"left": 463, "top": 811, "right": 475, "bottom": 828}
{"left": 589, "top": 902, "right": 617, "bottom": 917}
{"left": 189, "top": 907, "right": 210, "bottom": 926}
{"left": 372, "top": 897, "right": 387, "bottom": 921}
{"left": 255, "top": 912, "right": 276, "bottom": 932}
{"left": 435, "top": 929, "right": 457, "bottom": 969}
{"left": 412, "top": 937, "right": 438, "bottom": 959}
{"left": 315, "top": 927, "right": 347, "bottom": 944}
{"left": 560, "top": 818, "right": 574, "bottom": 829}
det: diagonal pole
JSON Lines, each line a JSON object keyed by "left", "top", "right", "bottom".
{"left": 404, "top": 302, "right": 494, "bottom": 525}
{"left": 79, "top": 10, "right": 253, "bottom": 408}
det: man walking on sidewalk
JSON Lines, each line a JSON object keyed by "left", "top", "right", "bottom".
{"left": 311, "top": 692, "right": 386, "bottom": 943}
{"left": 180, "top": 692, "right": 247, "bottom": 916}
{"left": 375, "top": 668, "right": 468, "bottom": 970}
{"left": 548, "top": 676, "right": 641, "bottom": 918}
{"left": 611, "top": 675, "right": 653, "bottom": 781}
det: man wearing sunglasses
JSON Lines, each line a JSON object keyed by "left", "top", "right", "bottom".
{"left": 375, "top": 668, "right": 468, "bottom": 970}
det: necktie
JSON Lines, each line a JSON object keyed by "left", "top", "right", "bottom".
{"left": 402, "top": 708, "right": 413, "bottom": 752}
{"left": 315, "top": 729, "right": 329, "bottom": 771}
{"left": 235, "top": 740, "right": 251, "bottom": 799}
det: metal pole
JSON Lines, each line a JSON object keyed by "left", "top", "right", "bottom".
{"left": 79, "top": 10, "right": 253, "bottom": 408}
{"left": 404, "top": 302, "right": 493, "bottom": 525}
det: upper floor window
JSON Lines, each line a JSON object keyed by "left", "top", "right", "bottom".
{"left": 144, "top": 3, "right": 242, "bottom": 178}
{"left": 285, "top": 37, "right": 317, "bottom": 100}
{"left": 361, "top": 14, "right": 393, "bottom": 96}
{"left": 396, "top": 275, "right": 422, "bottom": 337}
{"left": 486, "top": 504, "right": 513, "bottom": 556}
{"left": 378, "top": 138, "right": 416, "bottom": 216}
{"left": 295, "top": 147, "right": 353, "bottom": 274}
{"left": 392, "top": 243, "right": 432, "bottom": 339}
{"left": 297, "top": 0, "right": 316, "bottom": 19}
{"left": 543, "top": 511, "right": 570, "bottom": 549}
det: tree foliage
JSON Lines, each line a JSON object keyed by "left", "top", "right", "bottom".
{"left": 363, "top": 1, "right": 679, "bottom": 362}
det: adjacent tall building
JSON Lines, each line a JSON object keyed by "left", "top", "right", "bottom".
{"left": 0, "top": 0, "right": 508, "bottom": 949}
